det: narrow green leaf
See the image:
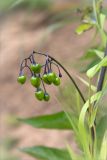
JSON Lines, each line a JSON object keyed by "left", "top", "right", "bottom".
{"left": 94, "top": 80, "right": 107, "bottom": 108}
{"left": 80, "top": 58, "right": 100, "bottom": 73}
{"left": 96, "top": 115, "right": 107, "bottom": 151}
{"left": 18, "top": 111, "right": 72, "bottom": 130}
{"left": 75, "top": 23, "right": 93, "bottom": 35}
{"left": 87, "top": 64, "right": 99, "bottom": 78}
{"left": 99, "top": 131, "right": 107, "bottom": 160}
{"left": 81, "top": 49, "right": 98, "bottom": 60}
{"left": 79, "top": 92, "right": 101, "bottom": 128}
{"left": 76, "top": 75, "right": 96, "bottom": 92}
{"left": 66, "top": 144, "right": 83, "bottom": 160}
{"left": 102, "top": 8, "right": 107, "bottom": 16}
{"left": 100, "top": 13, "right": 106, "bottom": 29}
{"left": 91, "top": 49, "right": 104, "bottom": 59}
{"left": 21, "top": 146, "right": 71, "bottom": 160}
{"left": 87, "top": 57, "right": 107, "bottom": 78}
{"left": 89, "top": 107, "right": 97, "bottom": 128}
{"left": 102, "top": 81, "right": 107, "bottom": 95}
{"left": 78, "top": 92, "right": 101, "bottom": 159}
{"left": 63, "top": 111, "right": 79, "bottom": 139}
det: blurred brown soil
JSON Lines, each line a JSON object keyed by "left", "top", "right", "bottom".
{"left": 0, "top": 9, "right": 95, "bottom": 160}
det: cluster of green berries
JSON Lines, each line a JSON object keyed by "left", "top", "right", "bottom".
{"left": 17, "top": 52, "right": 62, "bottom": 102}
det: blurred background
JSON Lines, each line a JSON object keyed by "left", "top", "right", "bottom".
{"left": 0, "top": 0, "right": 107, "bottom": 160}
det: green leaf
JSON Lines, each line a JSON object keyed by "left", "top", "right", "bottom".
{"left": 81, "top": 49, "right": 97, "bottom": 60}
{"left": 76, "top": 75, "right": 96, "bottom": 92}
{"left": 75, "top": 23, "right": 93, "bottom": 35}
{"left": 10, "top": 0, "right": 24, "bottom": 9}
{"left": 93, "top": 49, "right": 104, "bottom": 59}
{"left": 18, "top": 111, "right": 72, "bottom": 130}
{"left": 87, "top": 49, "right": 104, "bottom": 59}
{"left": 21, "top": 146, "right": 71, "bottom": 160}
{"left": 0, "top": 0, "right": 14, "bottom": 11}
{"left": 66, "top": 144, "right": 83, "bottom": 160}
{"left": 78, "top": 92, "right": 101, "bottom": 159}
{"left": 87, "top": 57, "right": 107, "bottom": 78}
{"left": 80, "top": 58, "right": 100, "bottom": 73}
{"left": 103, "top": 81, "right": 107, "bottom": 95}
{"left": 96, "top": 115, "right": 107, "bottom": 151}
{"left": 79, "top": 92, "right": 101, "bottom": 129}
{"left": 102, "top": 8, "right": 107, "bottom": 16}
{"left": 87, "top": 64, "right": 99, "bottom": 78}
{"left": 89, "top": 107, "right": 98, "bottom": 128}
{"left": 80, "top": 48, "right": 104, "bottom": 61}
{"left": 99, "top": 131, "right": 107, "bottom": 160}
{"left": 100, "top": 13, "right": 106, "bottom": 29}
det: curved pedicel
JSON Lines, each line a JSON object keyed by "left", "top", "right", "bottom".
{"left": 33, "top": 50, "right": 86, "bottom": 103}
{"left": 18, "top": 50, "right": 86, "bottom": 103}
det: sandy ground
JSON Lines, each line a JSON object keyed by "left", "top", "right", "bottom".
{"left": 0, "top": 7, "right": 98, "bottom": 160}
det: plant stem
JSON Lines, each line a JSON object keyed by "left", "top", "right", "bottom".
{"left": 89, "top": 79, "right": 92, "bottom": 116}
{"left": 33, "top": 51, "right": 86, "bottom": 103}
{"left": 93, "top": 0, "right": 99, "bottom": 25}
{"left": 97, "top": 43, "right": 107, "bottom": 92}
{"left": 88, "top": 79, "right": 96, "bottom": 158}
{"left": 90, "top": 42, "right": 107, "bottom": 158}
{"left": 88, "top": 79, "right": 93, "bottom": 155}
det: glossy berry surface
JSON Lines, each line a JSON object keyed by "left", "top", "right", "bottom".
{"left": 30, "top": 76, "right": 41, "bottom": 87}
{"left": 53, "top": 77, "right": 60, "bottom": 86}
{"left": 42, "top": 74, "right": 52, "bottom": 85}
{"left": 47, "top": 72, "right": 56, "bottom": 83}
{"left": 17, "top": 75, "right": 26, "bottom": 84}
{"left": 18, "top": 51, "right": 62, "bottom": 101}
{"left": 30, "top": 63, "right": 41, "bottom": 73}
{"left": 35, "top": 89, "right": 44, "bottom": 101}
{"left": 44, "top": 93, "right": 50, "bottom": 101}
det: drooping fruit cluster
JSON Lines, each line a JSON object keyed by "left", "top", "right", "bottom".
{"left": 17, "top": 51, "right": 62, "bottom": 102}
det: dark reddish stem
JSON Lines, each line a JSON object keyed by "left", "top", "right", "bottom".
{"left": 96, "top": 43, "right": 107, "bottom": 92}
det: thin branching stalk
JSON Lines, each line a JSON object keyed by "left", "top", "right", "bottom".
{"left": 33, "top": 51, "right": 86, "bottom": 103}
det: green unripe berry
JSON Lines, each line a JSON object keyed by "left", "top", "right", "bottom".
{"left": 30, "top": 64, "right": 36, "bottom": 72}
{"left": 35, "top": 89, "right": 44, "bottom": 101}
{"left": 47, "top": 72, "right": 56, "bottom": 83}
{"left": 44, "top": 93, "right": 50, "bottom": 101}
{"left": 17, "top": 75, "right": 26, "bottom": 84}
{"left": 30, "top": 76, "right": 41, "bottom": 87}
{"left": 42, "top": 74, "right": 52, "bottom": 85}
{"left": 53, "top": 77, "right": 60, "bottom": 86}
{"left": 30, "top": 63, "right": 41, "bottom": 73}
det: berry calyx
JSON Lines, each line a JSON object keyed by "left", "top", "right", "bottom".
{"left": 44, "top": 93, "right": 50, "bottom": 101}
{"left": 35, "top": 88, "right": 44, "bottom": 101}
{"left": 30, "top": 63, "right": 41, "bottom": 73}
{"left": 53, "top": 77, "right": 60, "bottom": 86}
{"left": 17, "top": 75, "right": 26, "bottom": 84}
{"left": 30, "top": 76, "right": 41, "bottom": 87}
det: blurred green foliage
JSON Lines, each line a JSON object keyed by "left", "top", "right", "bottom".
{"left": 5, "top": 115, "right": 20, "bottom": 128}
{"left": 0, "top": 0, "right": 53, "bottom": 12}
{"left": 0, "top": 137, "right": 19, "bottom": 160}
{"left": 0, "top": 0, "right": 14, "bottom": 11}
